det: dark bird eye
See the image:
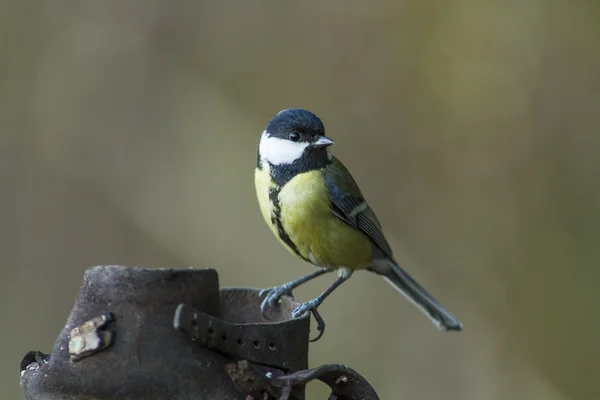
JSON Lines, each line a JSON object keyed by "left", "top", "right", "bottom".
{"left": 289, "top": 132, "right": 300, "bottom": 142}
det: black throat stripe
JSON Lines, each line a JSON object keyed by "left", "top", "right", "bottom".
{"left": 257, "top": 149, "right": 331, "bottom": 263}
{"left": 268, "top": 185, "right": 308, "bottom": 262}
{"left": 267, "top": 150, "right": 330, "bottom": 187}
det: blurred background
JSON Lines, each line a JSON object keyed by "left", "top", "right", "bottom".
{"left": 2, "top": 1, "right": 599, "bottom": 399}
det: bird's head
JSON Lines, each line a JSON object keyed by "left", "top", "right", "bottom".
{"left": 259, "top": 108, "right": 334, "bottom": 166}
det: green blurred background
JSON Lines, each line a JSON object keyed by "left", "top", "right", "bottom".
{"left": 2, "top": 1, "right": 599, "bottom": 399}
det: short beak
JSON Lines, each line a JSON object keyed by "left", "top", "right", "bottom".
{"left": 311, "top": 135, "right": 335, "bottom": 148}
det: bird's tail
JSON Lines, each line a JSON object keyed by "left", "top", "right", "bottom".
{"left": 372, "top": 259, "right": 463, "bottom": 331}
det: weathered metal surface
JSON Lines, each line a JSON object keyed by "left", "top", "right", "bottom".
{"left": 224, "top": 360, "right": 379, "bottom": 400}
{"left": 276, "top": 364, "right": 380, "bottom": 400}
{"left": 20, "top": 265, "right": 378, "bottom": 400}
{"left": 20, "top": 266, "right": 236, "bottom": 399}
{"left": 174, "top": 289, "right": 309, "bottom": 372}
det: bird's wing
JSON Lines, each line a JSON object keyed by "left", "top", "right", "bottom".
{"left": 324, "top": 156, "right": 393, "bottom": 257}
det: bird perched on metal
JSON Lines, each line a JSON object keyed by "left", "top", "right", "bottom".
{"left": 255, "top": 108, "right": 462, "bottom": 340}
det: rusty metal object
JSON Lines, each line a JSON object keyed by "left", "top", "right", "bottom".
{"left": 223, "top": 360, "right": 379, "bottom": 400}
{"left": 275, "top": 364, "right": 380, "bottom": 400}
{"left": 174, "top": 289, "right": 309, "bottom": 371}
{"left": 20, "top": 266, "right": 234, "bottom": 399}
{"left": 225, "top": 360, "right": 287, "bottom": 399}
{"left": 20, "top": 265, "right": 378, "bottom": 400}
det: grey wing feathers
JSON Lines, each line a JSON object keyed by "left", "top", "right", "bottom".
{"left": 325, "top": 174, "right": 393, "bottom": 257}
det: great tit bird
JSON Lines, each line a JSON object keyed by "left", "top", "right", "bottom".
{"left": 255, "top": 108, "right": 462, "bottom": 340}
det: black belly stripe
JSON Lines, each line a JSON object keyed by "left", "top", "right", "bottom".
{"left": 268, "top": 186, "right": 308, "bottom": 261}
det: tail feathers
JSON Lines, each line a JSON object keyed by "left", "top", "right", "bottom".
{"left": 375, "top": 260, "right": 463, "bottom": 331}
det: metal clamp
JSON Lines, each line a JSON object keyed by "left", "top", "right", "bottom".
{"left": 225, "top": 360, "right": 380, "bottom": 400}
{"left": 275, "top": 364, "right": 380, "bottom": 400}
{"left": 174, "top": 303, "right": 308, "bottom": 372}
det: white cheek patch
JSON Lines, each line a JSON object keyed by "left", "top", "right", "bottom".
{"left": 259, "top": 131, "right": 309, "bottom": 165}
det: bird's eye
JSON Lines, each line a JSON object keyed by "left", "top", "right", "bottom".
{"left": 289, "top": 132, "right": 300, "bottom": 142}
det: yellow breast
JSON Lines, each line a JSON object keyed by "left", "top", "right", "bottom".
{"left": 254, "top": 164, "right": 280, "bottom": 239}
{"left": 254, "top": 165, "right": 373, "bottom": 269}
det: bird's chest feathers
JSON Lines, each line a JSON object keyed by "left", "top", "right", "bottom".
{"left": 255, "top": 167, "right": 330, "bottom": 242}
{"left": 255, "top": 165, "right": 372, "bottom": 268}
{"left": 277, "top": 172, "right": 337, "bottom": 258}
{"left": 278, "top": 171, "right": 330, "bottom": 222}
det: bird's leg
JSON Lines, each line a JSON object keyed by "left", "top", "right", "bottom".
{"left": 291, "top": 268, "right": 353, "bottom": 318}
{"left": 259, "top": 268, "right": 331, "bottom": 315}
{"left": 292, "top": 268, "right": 354, "bottom": 341}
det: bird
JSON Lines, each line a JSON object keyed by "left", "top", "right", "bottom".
{"left": 255, "top": 108, "right": 462, "bottom": 340}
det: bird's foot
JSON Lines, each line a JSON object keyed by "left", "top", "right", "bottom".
{"left": 259, "top": 284, "right": 294, "bottom": 316}
{"left": 292, "top": 299, "right": 326, "bottom": 342}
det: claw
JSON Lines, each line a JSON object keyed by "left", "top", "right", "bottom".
{"left": 309, "top": 309, "right": 326, "bottom": 342}
{"left": 291, "top": 303, "right": 308, "bottom": 319}
{"left": 258, "top": 285, "right": 294, "bottom": 317}
{"left": 291, "top": 300, "right": 326, "bottom": 342}
{"left": 260, "top": 296, "right": 270, "bottom": 317}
